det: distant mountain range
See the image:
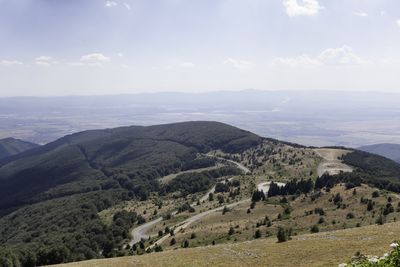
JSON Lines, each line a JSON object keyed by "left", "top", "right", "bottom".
{"left": 358, "top": 143, "right": 400, "bottom": 163}
{"left": 0, "top": 138, "right": 38, "bottom": 160}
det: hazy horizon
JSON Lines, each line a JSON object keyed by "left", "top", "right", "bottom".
{"left": 1, "top": 90, "right": 399, "bottom": 148}
{"left": 2, "top": 89, "right": 400, "bottom": 99}
{"left": 1, "top": 89, "right": 400, "bottom": 98}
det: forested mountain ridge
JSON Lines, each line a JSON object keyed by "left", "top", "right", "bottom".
{"left": 0, "top": 121, "right": 261, "bottom": 214}
{"left": 0, "top": 121, "right": 262, "bottom": 265}
{"left": 0, "top": 138, "right": 38, "bottom": 161}
{"left": 358, "top": 143, "right": 400, "bottom": 163}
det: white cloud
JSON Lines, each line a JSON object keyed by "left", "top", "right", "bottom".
{"left": 318, "top": 46, "right": 368, "bottom": 65}
{"left": 1, "top": 60, "right": 23, "bottom": 66}
{"left": 354, "top": 11, "right": 368, "bottom": 17}
{"left": 80, "top": 53, "right": 110, "bottom": 63}
{"left": 397, "top": 19, "right": 400, "bottom": 28}
{"left": 282, "top": 0, "right": 323, "bottom": 17}
{"left": 223, "top": 58, "right": 253, "bottom": 70}
{"left": 118, "top": 53, "right": 123, "bottom": 57}
{"left": 35, "top": 56, "right": 58, "bottom": 67}
{"left": 180, "top": 62, "right": 195, "bottom": 68}
{"left": 105, "top": 1, "right": 117, "bottom": 8}
{"left": 123, "top": 2, "right": 131, "bottom": 10}
{"left": 272, "top": 46, "right": 369, "bottom": 68}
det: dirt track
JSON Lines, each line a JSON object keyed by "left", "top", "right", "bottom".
{"left": 314, "top": 148, "right": 353, "bottom": 177}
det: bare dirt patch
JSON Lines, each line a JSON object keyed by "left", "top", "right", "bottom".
{"left": 314, "top": 148, "right": 353, "bottom": 177}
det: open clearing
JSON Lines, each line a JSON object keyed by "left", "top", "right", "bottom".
{"left": 314, "top": 148, "right": 353, "bottom": 177}
{"left": 54, "top": 221, "right": 400, "bottom": 267}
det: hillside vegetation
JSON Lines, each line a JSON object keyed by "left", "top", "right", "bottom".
{"left": 342, "top": 150, "right": 400, "bottom": 192}
{"left": 0, "top": 121, "right": 261, "bottom": 265}
{"left": 359, "top": 143, "right": 400, "bottom": 163}
{"left": 2, "top": 122, "right": 400, "bottom": 266}
{"left": 0, "top": 138, "right": 38, "bottom": 160}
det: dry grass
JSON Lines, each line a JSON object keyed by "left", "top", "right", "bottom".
{"left": 54, "top": 221, "right": 400, "bottom": 267}
{"left": 161, "top": 184, "right": 400, "bottom": 249}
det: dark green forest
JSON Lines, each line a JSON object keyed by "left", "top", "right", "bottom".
{"left": 0, "top": 122, "right": 261, "bottom": 266}
{"left": 0, "top": 138, "right": 38, "bottom": 161}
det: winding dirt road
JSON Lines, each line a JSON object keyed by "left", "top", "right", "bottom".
{"left": 149, "top": 179, "right": 286, "bottom": 248}
{"left": 129, "top": 160, "right": 250, "bottom": 247}
{"left": 149, "top": 198, "right": 249, "bottom": 249}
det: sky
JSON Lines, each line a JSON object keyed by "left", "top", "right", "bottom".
{"left": 1, "top": 0, "right": 400, "bottom": 96}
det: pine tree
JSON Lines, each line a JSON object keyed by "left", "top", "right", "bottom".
{"left": 277, "top": 227, "right": 287, "bottom": 243}
{"left": 182, "top": 240, "right": 189, "bottom": 248}
{"left": 228, "top": 226, "right": 235, "bottom": 235}
{"left": 254, "top": 229, "right": 262, "bottom": 239}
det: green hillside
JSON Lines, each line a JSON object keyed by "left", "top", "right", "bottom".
{"left": 0, "top": 121, "right": 261, "bottom": 265}
{"left": 0, "top": 121, "right": 261, "bottom": 212}
{"left": 341, "top": 149, "right": 400, "bottom": 191}
{"left": 0, "top": 138, "right": 38, "bottom": 161}
{"left": 2, "top": 122, "right": 400, "bottom": 266}
{"left": 359, "top": 143, "right": 400, "bottom": 163}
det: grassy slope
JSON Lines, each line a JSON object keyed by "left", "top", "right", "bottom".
{"left": 142, "top": 183, "right": 400, "bottom": 252}
{"left": 54, "top": 221, "right": 400, "bottom": 267}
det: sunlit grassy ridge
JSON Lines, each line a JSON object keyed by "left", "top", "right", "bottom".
{"left": 54, "top": 222, "right": 400, "bottom": 267}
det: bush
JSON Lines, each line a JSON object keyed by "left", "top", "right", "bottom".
{"left": 277, "top": 227, "right": 287, "bottom": 243}
{"left": 333, "top": 193, "right": 343, "bottom": 205}
{"left": 254, "top": 229, "right": 262, "bottom": 239}
{"left": 217, "top": 194, "right": 225, "bottom": 204}
{"left": 314, "top": 207, "right": 325, "bottom": 216}
{"left": 383, "top": 203, "right": 394, "bottom": 215}
{"left": 228, "top": 227, "right": 235, "bottom": 235}
{"left": 376, "top": 215, "right": 385, "bottom": 225}
{"left": 367, "top": 200, "right": 374, "bottom": 211}
{"left": 154, "top": 245, "right": 163, "bottom": 252}
{"left": 222, "top": 206, "right": 230, "bottom": 215}
{"left": 182, "top": 240, "right": 189, "bottom": 248}
{"left": 310, "top": 225, "right": 319, "bottom": 233}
